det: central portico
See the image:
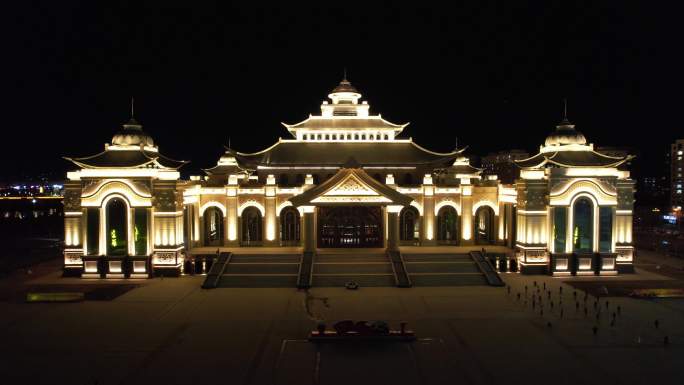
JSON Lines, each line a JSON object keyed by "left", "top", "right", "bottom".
{"left": 290, "top": 166, "right": 414, "bottom": 251}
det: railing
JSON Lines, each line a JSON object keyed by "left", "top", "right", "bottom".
{"left": 387, "top": 249, "right": 412, "bottom": 288}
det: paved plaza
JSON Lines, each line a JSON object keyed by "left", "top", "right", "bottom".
{"left": 1, "top": 250, "right": 683, "bottom": 385}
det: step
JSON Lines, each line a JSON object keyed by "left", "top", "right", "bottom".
{"left": 410, "top": 273, "right": 489, "bottom": 287}
{"left": 224, "top": 263, "right": 300, "bottom": 274}
{"left": 313, "top": 263, "right": 394, "bottom": 274}
{"left": 230, "top": 254, "right": 301, "bottom": 263}
{"left": 405, "top": 262, "right": 481, "bottom": 274}
{"left": 312, "top": 274, "right": 396, "bottom": 287}
{"left": 314, "top": 254, "right": 388, "bottom": 263}
{"left": 218, "top": 274, "right": 298, "bottom": 288}
{"left": 402, "top": 254, "right": 473, "bottom": 262}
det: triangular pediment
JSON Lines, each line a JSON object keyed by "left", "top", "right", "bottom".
{"left": 311, "top": 173, "right": 391, "bottom": 203}
{"left": 289, "top": 168, "right": 413, "bottom": 207}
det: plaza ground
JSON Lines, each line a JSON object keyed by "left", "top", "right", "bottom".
{"left": 1, "top": 249, "right": 683, "bottom": 385}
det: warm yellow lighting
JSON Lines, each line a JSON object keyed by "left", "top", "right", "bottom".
{"left": 472, "top": 200, "right": 499, "bottom": 216}
{"left": 200, "top": 201, "right": 226, "bottom": 217}
{"left": 237, "top": 201, "right": 265, "bottom": 216}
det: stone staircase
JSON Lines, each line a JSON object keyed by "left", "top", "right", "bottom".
{"left": 217, "top": 254, "right": 300, "bottom": 288}
{"left": 403, "top": 253, "right": 489, "bottom": 286}
{"left": 312, "top": 251, "right": 396, "bottom": 287}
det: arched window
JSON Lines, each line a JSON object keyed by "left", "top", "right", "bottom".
{"left": 437, "top": 206, "right": 459, "bottom": 245}
{"left": 347, "top": 134, "right": 351, "bottom": 140}
{"left": 400, "top": 206, "right": 420, "bottom": 242}
{"left": 203, "top": 207, "right": 224, "bottom": 246}
{"left": 106, "top": 198, "right": 128, "bottom": 255}
{"left": 354, "top": 134, "right": 359, "bottom": 140}
{"left": 573, "top": 198, "right": 593, "bottom": 252}
{"left": 280, "top": 207, "right": 300, "bottom": 245}
{"left": 303, "top": 134, "right": 308, "bottom": 140}
{"left": 325, "top": 134, "right": 330, "bottom": 140}
{"left": 475, "top": 206, "right": 495, "bottom": 245}
{"left": 362, "top": 134, "right": 366, "bottom": 140}
{"left": 384, "top": 134, "right": 389, "bottom": 140}
{"left": 241, "top": 207, "right": 262, "bottom": 246}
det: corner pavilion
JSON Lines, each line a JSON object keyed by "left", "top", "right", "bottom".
{"left": 62, "top": 78, "right": 635, "bottom": 280}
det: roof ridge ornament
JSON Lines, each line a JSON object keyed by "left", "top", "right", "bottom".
{"left": 123, "top": 97, "right": 142, "bottom": 130}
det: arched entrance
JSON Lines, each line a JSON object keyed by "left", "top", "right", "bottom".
{"left": 280, "top": 207, "right": 300, "bottom": 246}
{"left": 318, "top": 206, "right": 382, "bottom": 247}
{"left": 475, "top": 206, "right": 495, "bottom": 245}
{"left": 241, "top": 207, "right": 263, "bottom": 246}
{"left": 573, "top": 197, "right": 593, "bottom": 252}
{"left": 437, "top": 206, "right": 459, "bottom": 245}
{"left": 400, "top": 206, "right": 420, "bottom": 244}
{"left": 203, "top": 207, "right": 224, "bottom": 246}
{"left": 106, "top": 197, "right": 128, "bottom": 256}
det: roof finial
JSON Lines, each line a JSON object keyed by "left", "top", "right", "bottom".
{"left": 130, "top": 97, "right": 135, "bottom": 119}
{"left": 228, "top": 136, "right": 231, "bottom": 149}
{"left": 343, "top": 67, "right": 347, "bottom": 81}
{"left": 563, "top": 98, "right": 568, "bottom": 121}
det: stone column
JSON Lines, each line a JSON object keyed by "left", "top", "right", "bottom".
{"left": 421, "top": 174, "right": 436, "bottom": 246}
{"left": 226, "top": 188, "right": 238, "bottom": 247}
{"left": 461, "top": 184, "right": 474, "bottom": 246}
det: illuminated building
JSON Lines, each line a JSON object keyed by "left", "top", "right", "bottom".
{"left": 514, "top": 110, "right": 635, "bottom": 275}
{"left": 63, "top": 78, "right": 635, "bottom": 278}
{"left": 63, "top": 113, "right": 187, "bottom": 277}
{"left": 670, "top": 139, "right": 684, "bottom": 209}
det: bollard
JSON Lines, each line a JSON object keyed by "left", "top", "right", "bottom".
{"left": 655, "top": 319, "right": 660, "bottom": 329}
{"left": 605, "top": 300, "right": 609, "bottom": 309}
{"left": 547, "top": 321, "right": 552, "bottom": 328}
{"left": 592, "top": 326, "right": 598, "bottom": 335}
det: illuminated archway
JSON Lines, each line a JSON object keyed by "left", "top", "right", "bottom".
{"left": 437, "top": 206, "right": 459, "bottom": 245}
{"left": 106, "top": 197, "right": 128, "bottom": 256}
{"left": 474, "top": 206, "right": 495, "bottom": 245}
{"left": 572, "top": 197, "right": 594, "bottom": 252}
{"left": 241, "top": 206, "right": 263, "bottom": 246}
{"left": 203, "top": 206, "right": 224, "bottom": 246}
{"left": 400, "top": 206, "right": 420, "bottom": 242}
{"left": 280, "top": 206, "right": 300, "bottom": 245}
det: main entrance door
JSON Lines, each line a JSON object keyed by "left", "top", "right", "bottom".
{"left": 318, "top": 206, "right": 383, "bottom": 248}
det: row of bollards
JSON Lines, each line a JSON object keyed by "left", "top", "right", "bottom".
{"left": 505, "top": 280, "right": 671, "bottom": 346}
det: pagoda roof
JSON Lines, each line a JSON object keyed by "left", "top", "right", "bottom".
{"left": 289, "top": 167, "right": 413, "bottom": 207}
{"left": 514, "top": 148, "right": 633, "bottom": 169}
{"left": 64, "top": 148, "right": 188, "bottom": 170}
{"left": 282, "top": 116, "right": 407, "bottom": 134}
{"left": 450, "top": 163, "right": 482, "bottom": 175}
{"left": 225, "top": 141, "right": 464, "bottom": 169}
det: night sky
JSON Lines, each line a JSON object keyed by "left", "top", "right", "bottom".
{"left": 4, "top": 3, "right": 680, "bottom": 182}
